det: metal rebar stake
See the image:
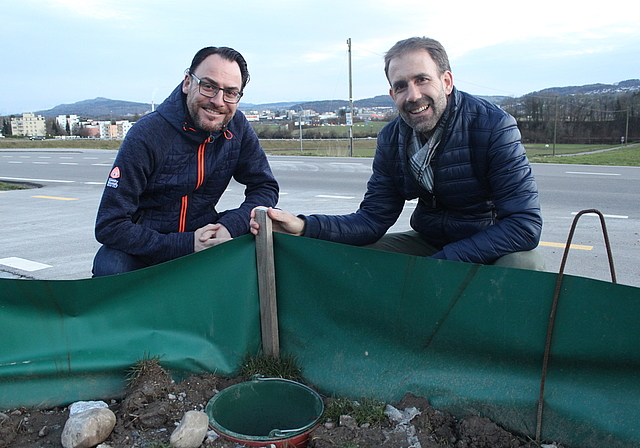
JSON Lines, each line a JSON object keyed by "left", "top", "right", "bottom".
{"left": 535, "top": 209, "right": 616, "bottom": 441}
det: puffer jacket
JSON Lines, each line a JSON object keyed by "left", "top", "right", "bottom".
{"left": 303, "top": 87, "right": 542, "bottom": 265}
{"left": 95, "top": 83, "right": 279, "bottom": 264}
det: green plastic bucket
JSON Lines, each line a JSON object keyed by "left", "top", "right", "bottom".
{"left": 205, "top": 376, "right": 324, "bottom": 447}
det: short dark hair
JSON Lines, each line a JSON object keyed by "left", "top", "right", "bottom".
{"left": 384, "top": 37, "right": 451, "bottom": 82}
{"left": 188, "top": 46, "right": 250, "bottom": 91}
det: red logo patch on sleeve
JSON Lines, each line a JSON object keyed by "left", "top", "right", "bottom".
{"left": 110, "top": 167, "right": 121, "bottom": 179}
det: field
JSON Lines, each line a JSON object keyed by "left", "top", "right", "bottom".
{"left": 1, "top": 137, "right": 638, "bottom": 165}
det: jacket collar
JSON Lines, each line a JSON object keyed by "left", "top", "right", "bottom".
{"left": 156, "top": 82, "right": 226, "bottom": 143}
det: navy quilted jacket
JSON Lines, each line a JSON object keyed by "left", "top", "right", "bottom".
{"left": 95, "top": 83, "right": 279, "bottom": 264}
{"left": 303, "top": 88, "right": 542, "bottom": 264}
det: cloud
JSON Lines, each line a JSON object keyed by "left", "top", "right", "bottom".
{"left": 32, "top": 0, "right": 133, "bottom": 20}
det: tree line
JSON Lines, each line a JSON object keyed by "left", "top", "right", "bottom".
{"left": 501, "top": 91, "right": 639, "bottom": 145}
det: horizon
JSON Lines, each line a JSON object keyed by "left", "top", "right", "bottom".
{"left": 5, "top": 78, "right": 639, "bottom": 117}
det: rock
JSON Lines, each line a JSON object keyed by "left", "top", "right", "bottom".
{"left": 137, "top": 401, "right": 171, "bottom": 428}
{"left": 61, "top": 407, "right": 116, "bottom": 448}
{"left": 339, "top": 414, "right": 357, "bottom": 429}
{"left": 205, "top": 429, "right": 219, "bottom": 443}
{"left": 69, "top": 401, "right": 109, "bottom": 416}
{"left": 169, "top": 410, "right": 209, "bottom": 448}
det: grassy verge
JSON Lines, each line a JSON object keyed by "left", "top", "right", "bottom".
{"left": 0, "top": 138, "right": 121, "bottom": 150}
{"left": 1, "top": 136, "right": 637, "bottom": 164}
{"left": 0, "top": 181, "right": 30, "bottom": 191}
{"left": 527, "top": 143, "right": 640, "bottom": 166}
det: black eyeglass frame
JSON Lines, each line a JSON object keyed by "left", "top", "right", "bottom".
{"left": 188, "top": 72, "right": 243, "bottom": 104}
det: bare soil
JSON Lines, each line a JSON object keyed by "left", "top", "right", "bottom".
{"left": 0, "top": 362, "right": 562, "bottom": 448}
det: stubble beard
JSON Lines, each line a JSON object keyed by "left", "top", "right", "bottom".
{"left": 400, "top": 91, "right": 448, "bottom": 137}
{"left": 186, "top": 94, "right": 234, "bottom": 133}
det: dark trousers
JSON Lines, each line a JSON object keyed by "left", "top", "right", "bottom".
{"left": 364, "top": 230, "right": 546, "bottom": 271}
{"left": 92, "top": 245, "right": 154, "bottom": 277}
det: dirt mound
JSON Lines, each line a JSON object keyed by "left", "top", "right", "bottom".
{"left": 0, "top": 363, "right": 560, "bottom": 448}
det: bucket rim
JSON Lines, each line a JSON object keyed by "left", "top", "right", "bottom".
{"left": 205, "top": 376, "right": 324, "bottom": 442}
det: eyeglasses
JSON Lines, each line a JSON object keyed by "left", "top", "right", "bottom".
{"left": 189, "top": 72, "right": 243, "bottom": 104}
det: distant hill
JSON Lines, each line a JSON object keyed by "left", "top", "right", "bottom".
{"left": 530, "top": 79, "right": 640, "bottom": 97}
{"left": 36, "top": 97, "right": 152, "bottom": 120}
{"left": 22, "top": 79, "right": 640, "bottom": 119}
{"left": 239, "top": 96, "right": 395, "bottom": 113}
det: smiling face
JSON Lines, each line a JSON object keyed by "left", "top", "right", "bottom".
{"left": 388, "top": 49, "right": 453, "bottom": 137}
{"left": 182, "top": 54, "right": 242, "bottom": 132}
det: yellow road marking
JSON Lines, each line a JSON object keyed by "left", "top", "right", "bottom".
{"left": 31, "top": 195, "right": 78, "bottom": 201}
{"left": 539, "top": 241, "right": 593, "bottom": 250}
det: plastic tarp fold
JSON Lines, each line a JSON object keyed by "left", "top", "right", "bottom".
{"left": 1, "top": 233, "right": 639, "bottom": 448}
{"left": 0, "top": 237, "right": 261, "bottom": 408}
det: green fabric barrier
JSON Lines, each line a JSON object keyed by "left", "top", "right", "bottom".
{"left": 1, "top": 233, "right": 639, "bottom": 447}
{"left": 272, "top": 234, "right": 640, "bottom": 448}
{"left": 0, "top": 236, "right": 261, "bottom": 409}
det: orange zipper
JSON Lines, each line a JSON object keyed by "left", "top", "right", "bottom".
{"left": 178, "top": 137, "right": 211, "bottom": 232}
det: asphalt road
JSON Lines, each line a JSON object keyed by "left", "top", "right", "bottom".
{"left": 1, "top": 148, "right": 638, "bottom": 288}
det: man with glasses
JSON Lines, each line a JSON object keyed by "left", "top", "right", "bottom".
{"left": 93, "top": 46, "right": 278, "bottom": 276}
{"left": 251, "top": 37, "right": 545, "bottom": 270}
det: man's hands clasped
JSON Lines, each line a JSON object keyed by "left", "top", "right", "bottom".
{"left": 194, "top": 223, "right": 232, "bottom": 252}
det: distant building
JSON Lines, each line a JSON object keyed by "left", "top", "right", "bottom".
{"left": 116, "top": 120, "right": 132, "bottom": 138}
{"left": 10, "top": 113, "right": 46, "bottom": 137}
{"left": 242, "top": 113, "right": 260, "bottom": 122}
{"left": 56, "top": 114, "right": 80, "bottom": 135}
{"left": 96, "top": 120, "right": 133, "bottom": 139}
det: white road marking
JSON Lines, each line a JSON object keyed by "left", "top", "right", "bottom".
{"left": 565, "top": 171, "right": 620, "bottom": 176}
{"left": 0, "top": 176, "right": 74, "bottom": 183}
{"left": 0, "top": 257, "right": 52, "bottom": 272}
{"left": 316, "top": 194, "right": 355, "bottom": 199}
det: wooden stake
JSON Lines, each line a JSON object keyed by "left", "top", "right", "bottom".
{"left": 254, "top": 207, "right": 280, "bottom": 357}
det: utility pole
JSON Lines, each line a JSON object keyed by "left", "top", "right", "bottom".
{"left": 298, "top": 107, "right": 303, "bottom": 153}
{"left": 625, "top": 107, "right": 629, "bottom": 146}
{"left": 347, "top": 38, "right": 354, "bottom": 157}
{"left": 553, "top": 95, "right": 558, "bottom": 156}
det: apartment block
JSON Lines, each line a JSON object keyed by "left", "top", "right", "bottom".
{"left": 10, "top": 113, "right": 46, "bottom": 137}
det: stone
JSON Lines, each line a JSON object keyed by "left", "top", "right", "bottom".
{"left": 68, "top": 401, "right": 108, "bottom": 416}
{"left": 169, "top": 410, "right": 209, "bottom": 448}
{"left": 339, "top": 415, "right": 357, "bottom": 429}
{"left": 61, "top": 407, "right": 116, "bottom": 448}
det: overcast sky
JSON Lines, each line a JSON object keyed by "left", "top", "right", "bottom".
{"left": 2, "top": 0, "right": 639, "bottom": 115}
